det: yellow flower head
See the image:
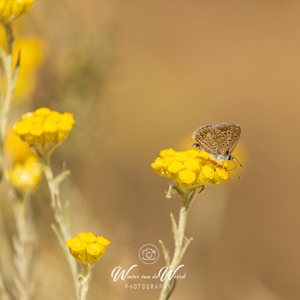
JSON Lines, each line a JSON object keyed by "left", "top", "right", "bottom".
{"left": 6, "top": 155, "right": 41, "bottom": 193}
{"left": 13, "top": 108, "right": 75, "bottom": 155}
{"left": 151, "top": 148, "right": 229, "bottom": 188}
{"left": 66, "top": 232, "right": 110, "bottom": 264}
{"left": 0, "top": 0, "right": 34, "bottom": 23}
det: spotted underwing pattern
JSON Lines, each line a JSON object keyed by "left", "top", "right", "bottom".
{"left": 191, "top": 123, "right": 241, "bottom": 163}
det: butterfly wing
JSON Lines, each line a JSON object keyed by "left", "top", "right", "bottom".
{"left": 192, "top": 125, "right": 218, "bottom": 155}
{"left": 216, "top": 123, "right": 241, "bottom": 156}
{"left": 192, "top": 123, "right": 241, "bottom": 159}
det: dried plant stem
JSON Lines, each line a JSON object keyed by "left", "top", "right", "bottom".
{"left": 42, "top": 155, "right": 79, "bottom": 298}
{"left": 78, "top": 263, "right": 94, "bottom": 300}
{"left": 13, "top": 194, "right": 34, "bottom": 300}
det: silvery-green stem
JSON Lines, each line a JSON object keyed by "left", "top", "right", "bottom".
{"left": 159, "top": 186, "right": 203, "bottom": 300}
{"left": 0, "top": 23, "right": 14, "bottom": 140}
{"left": 13, "top": 194, "right": 34, "bottom": 300}
{"left": 42, "top": 154, "right": 79, "bottom": 298}
{"left": 0, "top": 23, "right": 17, "bottom": 180}
{"left": 159, "top": 206, "right": 189, "bottom": 300}
{"left": 78, "top": 263, "right": 94, "bottom": 300}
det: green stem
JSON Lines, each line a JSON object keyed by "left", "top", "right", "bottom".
{"left": 42, "top": 154, "right": 79, "bottom": 298}
{"left": 78, "top": 263, "right": 94, "bottom": 300}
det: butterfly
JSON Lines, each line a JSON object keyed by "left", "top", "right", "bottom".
{"left": 191, "top": 122, "right": 242, "bottom": 169}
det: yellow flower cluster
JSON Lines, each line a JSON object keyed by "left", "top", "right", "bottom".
{"left": 0, "top": 0, "right": 34, "bottom": 23}
{"left": 13, "top": 108, "right": 75, "bottom": 153}
{"left": 151, "top": 148, "right": 229, "bottom": 188}
{"left": 6, "top": 155, "right": 41, "bottom": 193}
{"left": 66, "top": 232, "right": 110, "bottom": 264}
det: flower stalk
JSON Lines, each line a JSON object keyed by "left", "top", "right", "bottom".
{"left": 0, "top": 22, "right": 19, "bottom": 180}
{"left": 78, "top": 263, "right": 94, "bottom": 300}
{"left": 13, "top": 193, "right": 34, "bottom": 300}
{"left": 159, "top": 186, "right": 203, "bottom": 300}
{"left": 41, "top": 153, "right": 79, "bottom": 296}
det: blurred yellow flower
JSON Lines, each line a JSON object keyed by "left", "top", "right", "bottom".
{"left": 0, "top": 24, "right": 46, "bottom": 102}
{"left": 66, "top": 232, "right": 110, "bottom": 264}
{"left": 4, "top": 126, "right": 32, "bottom": 163}
{"left": 151, "top": 148, "right": 229, "bottom": 188}
{"left": 6, "top": 155, "right": 41, "bottom": 193}
{"left": 13, "top": 108, "right": 75, "bottom": 155}
{"left": 0, "top": 0, "right": 34, "bottom": 24}
{"left": 13, "top": 37, "right": 46, "bottom": 102}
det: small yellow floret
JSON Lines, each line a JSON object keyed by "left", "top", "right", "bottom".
{"left": 215, "top": 168, "right": 229, "bottom": 180}
{"left": 196, "top": 174, "right": 209, "bottom": 186}
{"left": 160, "top": 148, "right": 176, "bottom": 157}
{"left": 61, "top": 113, "right": 75, "bottom": 125}
{"left": 78, "top": 232, "right": 97, "bottom": 244}
{"left": 57, "top": 121, "right": 73, "bottom": 140}
{"left": 201, "top": 166, "right": 215, "bottom": 179}
{"left": 175, "top": 152, "right": 189, "bottom": 162}
{"left": 43, "top": 121, "right": 58, "bottom": 142}
{"left": 178, "top": 170, "right": 196, "bottom": 186}
{"left": 32, "top": 115, "right": 46, "bottom": 124}
{"left": 13, "top": 121, "right": 31, "bottom": 136}
{"left": 184, "top": 159, "right": 200, "bottom": 172}
{"left": 168, "top": 161, "right": 184, "bottom": 173}
{"left": 30, "top": 124, "right": 43, "bottom": 137}
{"left": 34, "top": 107, "right": 51, "bottom": 116}
{"left": 160, "top": 156, "right": 175, "bottom": 168}
{"left": 46, "top": 111, "right": 62, "bottom": 123}
{"left": 43, "top": 121, "right": 58, "bottom": 133}
{"left": 66, "top": 237, "right": 87, "bottom": 262}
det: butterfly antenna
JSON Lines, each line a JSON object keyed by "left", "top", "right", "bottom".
{"left": 232, "top": 160, "right": 241, "bottom": 179}
{"left": 233, "top": 156, "right": 243, "bottom": 167}
{"left": 228, "top": 159, "right": 241, "bottom": 179}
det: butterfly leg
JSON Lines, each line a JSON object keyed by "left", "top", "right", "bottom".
{"left": 204, "top": 159, "right": 213, "bottom": 166}
{"left": 213, "top": 161, "right": 220, "bottom": 170}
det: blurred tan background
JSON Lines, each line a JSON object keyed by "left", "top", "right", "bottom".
{"left": 1, "top": 0, "right": 300, "bottom": 299}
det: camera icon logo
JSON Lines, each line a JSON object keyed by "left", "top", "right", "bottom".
{"left": 139, "top": 244, "right": 159, "bottom": 265}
